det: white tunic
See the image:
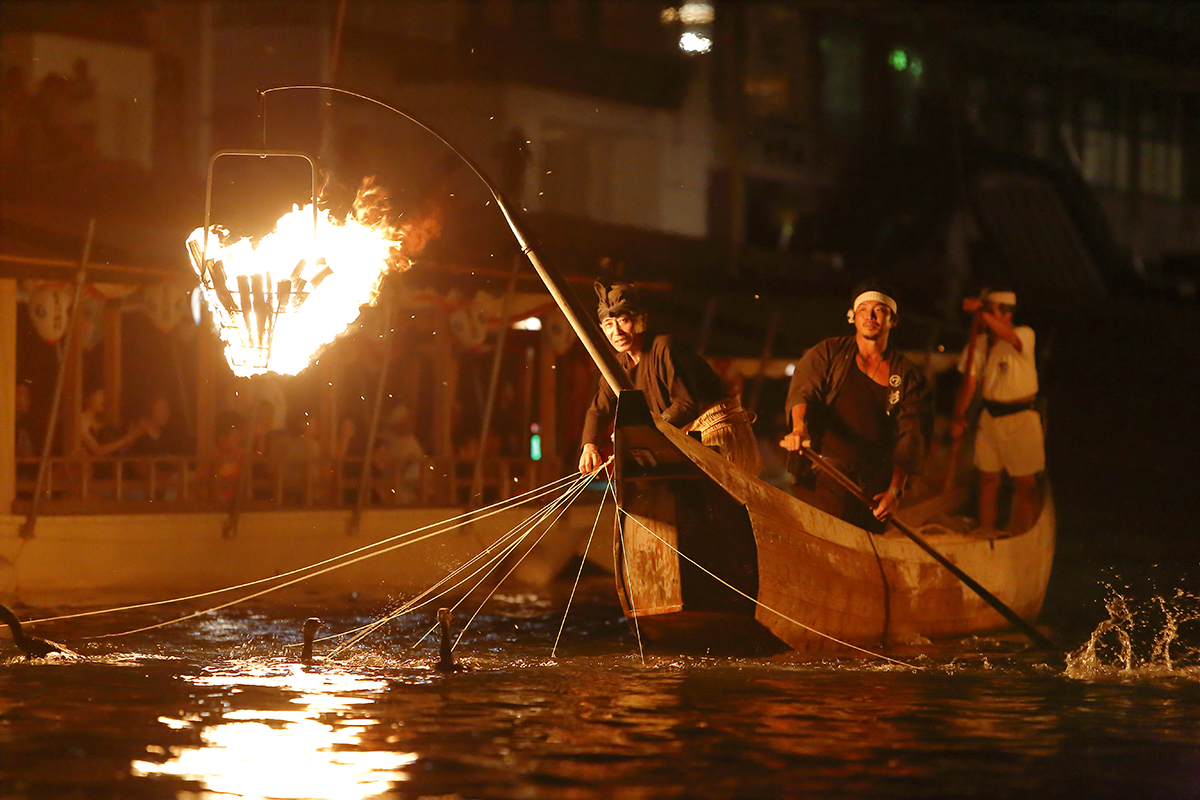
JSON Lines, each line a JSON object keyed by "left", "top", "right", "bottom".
{"left": 960, "top": 327, "right": 1038, "bottom": 402}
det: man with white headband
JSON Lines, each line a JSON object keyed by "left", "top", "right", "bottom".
{"left": 952, "top": 287, "right": 1044, "bottom": 532}
{"left": 781, "top": 281, "right": 928, "bottom": 531}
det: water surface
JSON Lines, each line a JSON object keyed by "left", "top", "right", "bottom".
{"left": 4, "top": 571, "right": 1200, "bottom": 800}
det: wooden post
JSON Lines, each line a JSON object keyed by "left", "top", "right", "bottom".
{"left": 470, "top": 257, "right": 520, "bottom": 507}
{"left": 195, "top": 307, "right": 218, "bottom": 458}
{"left": 58, "top": 323, "right": 83, "bottom": 457}
{"left": 102, "top": 300, "right": 122, "bottom": 427}
{"left": 23, "top": 219, "right": 95, "bottom": 538}
{"left": 0, "top": 279, "right": 16, "bottom": 512}
{"left": 538, "top": 328, "right": 558, "bottom": 472}
{"left": 431, "top": 305, "right": 456, "bottom": 463}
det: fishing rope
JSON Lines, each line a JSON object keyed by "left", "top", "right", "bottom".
{"left": 552, "top": 468, "right": 614, "bottom": 657}
{"left": 325, "top": 470, "right": 593, "bottom": 656}
{"left": 121, "top": 472, "right": 591, "bottom": 644}
{"left": 29, "top": 471, "right": 582, "bottom": 627}
{"left": 617, "top": 508, "right": 915, "bottom": 668}
{"left": 603, "top": 464, "right": 646, "bottom": 665}
{"left": 82, "top": 473, "right": 590, "bottom": 639}
{"left": 618, "top": 514, "right": 647, "bottom": 665}
{"left": 302, "top": 516, "right": 532, "bottom": 651}
{"left": 446, "top": 468, "right": 597, "bottom": 655}
{"left": 396, "top": 465, "right": 597, "bottom": 662}
{"left": 313, "top": 511, "right": 538, "bottom": 649}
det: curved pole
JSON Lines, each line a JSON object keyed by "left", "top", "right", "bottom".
{"left": 257, "top": 84, "right": 632, "bottom": 396}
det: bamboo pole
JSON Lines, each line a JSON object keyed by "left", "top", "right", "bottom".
{"left": 21, "top": 219, "right": 96, "bottom": 539}
{"left": 470, "top": 255, "right": 521, "bottom": 508}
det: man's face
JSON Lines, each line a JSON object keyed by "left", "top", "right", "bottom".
{"left": 986, "top": 301, "right": 1013, "bottom": 322}
{"left": 601, "top": 313, "right": 642, "bottom": 354}
{"left": 853, "top": 301, "right": 894, "bottom": 341}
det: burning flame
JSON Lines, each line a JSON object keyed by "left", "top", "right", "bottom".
{"left": 186, "top": 178, "right": 407, "bottom": 377}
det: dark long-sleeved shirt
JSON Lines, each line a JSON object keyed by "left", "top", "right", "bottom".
{"left": 581, "top": 332, "right": 728, "bottom": 447}
{"left": 785, "top": 336, "right": 929, "bottom": 475}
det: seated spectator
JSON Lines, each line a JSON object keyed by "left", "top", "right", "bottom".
{"left": 76, "top": 387, "right": 145, "bottom": 497}
{"left": 212, "top": 413, "right": 245, "bottom": 501}
{"left": 372, "top": 404, "right": 425, "bottom": 505}
{"left": 126, "top": 395, "right": 183, "bottom": 500}
{"left": 78, "top": 388, "right": 144, "bottom": 458}
{"left": 278, "top": 409, "right": 323, "bottom": 506}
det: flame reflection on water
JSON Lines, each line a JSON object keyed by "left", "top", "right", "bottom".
{"left": 130, "top": 664, "right": 416, "bottom": 800}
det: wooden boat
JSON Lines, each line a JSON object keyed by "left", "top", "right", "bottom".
{"left": 608, "top": 390, "right": 1055, "bottom": 654}
{"left": 459, "top": 167, "right": 1058, "bottom": 656}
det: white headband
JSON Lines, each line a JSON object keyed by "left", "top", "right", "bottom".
{"left": 986, "top": 290, "right": 1016, "bottom": 307}
{"left": 851, "top": 291, "right": 897, "bottom": 316}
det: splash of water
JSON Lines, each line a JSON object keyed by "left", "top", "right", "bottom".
{"left": 1065, "top": 589, "right": 1200, "bottom": 679}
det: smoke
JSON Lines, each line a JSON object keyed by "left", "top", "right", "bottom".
{"left": 398, "top": 204, "right": 443, "bottom": 261}
{"left": 344, "top": 175, "right": 441, "bottom": 267}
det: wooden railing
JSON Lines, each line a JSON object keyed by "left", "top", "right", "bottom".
{"left": 12, "top": 454, "right": 564, "bottom": 514}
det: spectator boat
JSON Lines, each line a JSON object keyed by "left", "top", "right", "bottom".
{"left": 0, "top": 456, "right": 604, "bottom": 608}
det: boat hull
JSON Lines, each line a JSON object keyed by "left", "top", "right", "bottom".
{"left": 611, "top": 391, "right": 1055, "bottom": 653}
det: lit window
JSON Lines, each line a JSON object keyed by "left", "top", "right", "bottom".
{"left": 679, "top": 31, "right": 712, "bottom": 53}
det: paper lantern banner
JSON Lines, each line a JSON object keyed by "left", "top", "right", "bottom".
{"left": 142, "top": 282, "right": 193, "bottom": 333}
{"left": 27, "top": 283, "right": 73, "bottom": 343}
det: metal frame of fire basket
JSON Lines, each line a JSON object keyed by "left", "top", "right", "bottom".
{"left": 201, "top": 149, "right": 320, "bottom": 538}
{"left": 203, "top": 87, "right": 632, "bottom": 544}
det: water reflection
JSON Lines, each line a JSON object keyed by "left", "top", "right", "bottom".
{"left": 8, "top": 589, "right": 1200, "bottom": 799}
{"left": 130, "top": 664, "right": 416, "bottom": 799}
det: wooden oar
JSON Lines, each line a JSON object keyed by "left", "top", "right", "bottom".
{"left": 800, "top": 445, "right": 1060, "bottom": 653}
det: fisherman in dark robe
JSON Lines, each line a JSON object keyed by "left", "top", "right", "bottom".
{"left": 781, "top": 281, "right": 928, "bottom": 532}
{"left": 579, "top": 279, "right": 762, "bottom": 476}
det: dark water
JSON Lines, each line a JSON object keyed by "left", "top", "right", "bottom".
{"left": 4, "top": 299, "right": 1200, "bottom": 799}
{"left": 4, "top": 572, "right": 1200, "bottom": 800}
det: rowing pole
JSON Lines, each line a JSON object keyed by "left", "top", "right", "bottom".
{"left": 799, "top": 445, "right": 1060, "bottom": 653}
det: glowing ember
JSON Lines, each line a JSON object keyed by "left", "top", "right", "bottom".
{"left": 186, "top": 179, "right": 406, "bottom": 377}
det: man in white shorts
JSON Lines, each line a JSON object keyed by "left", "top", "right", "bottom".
{"left": 951, "top": 289, "right": 1045, "bottom": 532}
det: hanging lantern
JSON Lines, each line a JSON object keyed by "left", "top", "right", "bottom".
{"left": 449, "top": 305, "right": 486, "bottom": 348}
{"left": 27, "top": 282, "right": 73, "bottom": 344}
{"left": 142, "top": 281, "right": 193, "bottom": 333}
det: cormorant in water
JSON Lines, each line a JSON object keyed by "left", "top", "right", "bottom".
{"left": 435, "top": 607, "right": 462, "bottom": 673}
{"left": 0, "top": 603, "right": 74, "bottom": 659}
{"left": 301, "top": 617, "right": 324, "bottom": 664}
